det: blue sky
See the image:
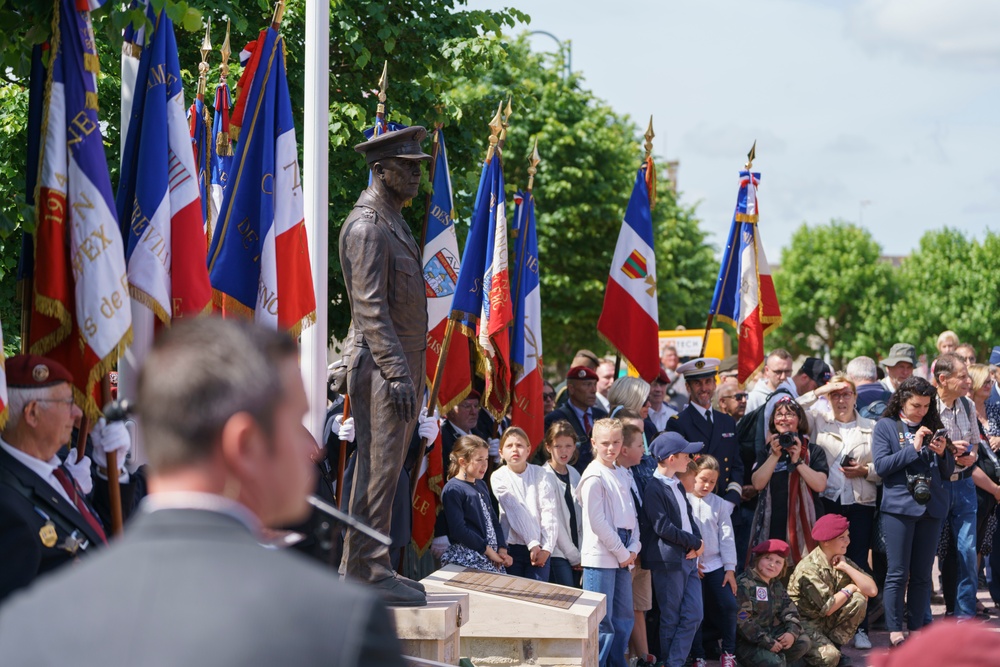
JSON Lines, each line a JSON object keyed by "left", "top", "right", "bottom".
{"left": 467, "top": 0, "right": 1000, "bottom": 258}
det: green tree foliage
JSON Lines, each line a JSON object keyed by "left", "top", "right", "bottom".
{"left": 893, "top": 228, "right": 1000, "bottom": 361}
{"left": 770, "top": 220, "right": 896, "bottom": 367}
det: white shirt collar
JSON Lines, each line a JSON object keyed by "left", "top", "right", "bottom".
{"left": 0, "top": 439, "right": 74, "bottom": 505}
{"left": 690, "top": 402, "right": 712, "bottom": 419}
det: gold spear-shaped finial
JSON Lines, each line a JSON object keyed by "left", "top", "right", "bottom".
{"left": 219, "top": 19, "right": 231, "bottom": 79}
{"left": 377, "top": 61, "right": 389, "bottom": 116}
{"left": 197, "top": 20, "right": 211, "bottom": 98}
{"left": 498, "top": 96, "right": 513, "bottom": 152}
{"left": 271, "top": 0, "right": 286, "bottom": 29}
{"left": 485, "top": 102, "right": 503, "bottom": 162}
{"left": 527, "top": 138, "right": 541, "bottom": 192}
{"left": 745, "top": 140, "right": 756, "bottom": 170}
{"left": 644, "top": 116, "right": 655, "bottom": 160}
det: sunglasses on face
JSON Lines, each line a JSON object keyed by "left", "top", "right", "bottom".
{"left": 723, "top": 393, "right": 748, "bottom": 401}
{"left": 542, "top": 393, "right": 556, "bottom": 400}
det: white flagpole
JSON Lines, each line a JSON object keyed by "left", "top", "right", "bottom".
{"left": 300, "top": 0, "right": 331, "bottom": 443}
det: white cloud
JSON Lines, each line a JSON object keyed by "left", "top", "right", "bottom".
{"left": 846, "top": 0, "right": 1000, "bottom": 68}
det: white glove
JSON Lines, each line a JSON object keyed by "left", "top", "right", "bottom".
{"left": 431, "top": 535, "right": 451, "bottom": 559}
{"left": 418, "top": 408, "right": 440, "bottom": 441}
{"left": 488, "top": 438, "right": 501, "bottom": 461}
{"left": 91, "top": 418, "right": 130, "bottom": 477}
{"left": 64, "top": 449, "right": 93, "bottom": 495}
{"left": 334, "top": 415, "right": 355, "bottom": 443}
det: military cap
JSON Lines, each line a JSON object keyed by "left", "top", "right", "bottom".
{"left": 751, "top": 539, "right": 790, "bottom": 558}
{"left": 677, "top": 357, "right": 720, "bottom": 380}
{"left": 811, "top": 513, "right": 849, "bottom": 542}
{"left": 650, "top": 431, "right": 703, "bottom": 461}
{"left": 6, "top": 354, "right": 73, "bottom": 388}
{"left": 566, "top": 366, "right": 598, "bottom": 381}
{"left": 354, "top": 125, "right": 432, "bottom": 164}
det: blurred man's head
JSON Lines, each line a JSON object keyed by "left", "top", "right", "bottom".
{"left": 566, "top": 366, "right": 598, "bottom": 410}
{"left": 762, "top": 349, "right": 793, "bottom": 391}
{"left": 715, "top": 384, "right": 747, "bottom": 420}
{"left": 137, "top": 318, "right": 314, "bottom": 528}
{"left": 596, "top": 360, "right": 616, "bottom": 398}
{"left": 3, "top": 355, "right": 83, "bottom": 461}
{"left": 845, "top": 356, "right": 878, "bottom": 387}
{"left": 660, "top": 345, "right": 679, "bottom": 371}
{"left": 446, "top": 392, "right": 481, "bottom": 432}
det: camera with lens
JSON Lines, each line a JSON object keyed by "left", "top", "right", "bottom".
{"left": 906, "top": 473, "right": 932, "bottom": 505}
{"left": 778, "top": 432, "right": 797, "bottom": 449}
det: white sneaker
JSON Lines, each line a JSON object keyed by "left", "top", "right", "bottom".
{"left": 693, "top": 659, "right": 707, "bottom": 667}
{"left": 854, "top": 629, "right": 872, "bottom": 650}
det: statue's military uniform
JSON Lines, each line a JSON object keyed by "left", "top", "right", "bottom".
{"left": 736, "top": 568, "right": 812, "bottom": 667}
{"left": 788, "top": 547, "right": 868, "bottom": 666}
{"left": 339, "top": 130, "right": 429, "bottom": 594}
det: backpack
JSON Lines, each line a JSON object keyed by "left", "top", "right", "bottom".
{"left": 736, "top": 387, "right": 792, "bottom": 467}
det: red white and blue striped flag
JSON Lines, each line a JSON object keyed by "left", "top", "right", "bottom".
{"left": 116, "top": 7, "right": 212, "bottom": 334}
{"left": 207, "top": 24, "right": 315, "bottom": 334}
{"left": 29, "top": 0, "right": 132, "bottom": 417}
{"left": 597, "top": 160, "right": 660, "bottom": 382}
{"left": 709, "top": 171, "right": 781, "bottom": 384}
{"left": 511, "top": 191, "right": 544, "bottom": 449}
{"left": 451, "top": 150, "right": 511, "bottom": 419}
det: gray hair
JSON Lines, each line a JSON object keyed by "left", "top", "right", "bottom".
{"left": 607, "top": 376, "right": 651, "bottom": 413}
{"left": 136, "top": 317, "right": 298, "bottom": 472}
{"left": 846, "top": 356, "right": 878, "bottom": 383}
{"left": 5, "top": 386, "right": 57, "bottom": 432}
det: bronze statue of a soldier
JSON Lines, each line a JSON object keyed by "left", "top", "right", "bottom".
{"left": 339, "top": 126, "right": 431, "bottom": 607}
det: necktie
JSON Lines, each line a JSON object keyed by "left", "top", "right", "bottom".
{"left": 705, "top": 409, "right": 713, "bottom": 426}
{"left": 53, "top": 468, "right": 108, "bottom": 544}
{"left": 583, "top": 411, "right": 592, "bottom": 434}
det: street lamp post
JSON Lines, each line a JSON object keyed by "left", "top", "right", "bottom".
{"left": 528, "top": 30, "right": 571, "bottom": 82}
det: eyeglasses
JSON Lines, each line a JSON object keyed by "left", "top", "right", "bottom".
{"left": 35, "top": 397, "right": 75, "bottom": 408}
{"left": 722, "top": 393, "right": 748, "bottom": 401}
{"left": 766, "top": 367, "right": 792, "bottom": 377}
{"left": 958, "top": 355, "right": 976, "bottom": 363}
{"left": 542, "top": 393, "right": 556, "bottom": 401}
{"left": 829, "top": 391, "right": 854, "bottom": 401}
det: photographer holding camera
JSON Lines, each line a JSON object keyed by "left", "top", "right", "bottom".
{"left": 749, "top": 397, "right": 829, "bottom": 564}
{"left": 873, "top": 376, "right": 956, "bottom": 647}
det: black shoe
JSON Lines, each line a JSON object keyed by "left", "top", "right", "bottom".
{"left": 393, "top": 571, "right": 426, "bottom": 593}
{"left": 371, "top": 576, "right": 427, "bottom": 607}
{"left": 837, "top": 655, "right": 854, "bottom": 667}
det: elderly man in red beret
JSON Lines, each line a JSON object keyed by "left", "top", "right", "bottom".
{"left": 543, "top": 366, "right": 608, "bottom": 473}
{"left": 787, "top": 514, "right": 878, "bottom": 667}
{"left": 0, "top": 355, "right": 128, "bottom": 602}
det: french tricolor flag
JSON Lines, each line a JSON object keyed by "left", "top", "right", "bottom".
{"left": 116, "top": 7, "right": 212, "bottom": 333}
{"left": 709, "top": 171, "right": 781, "bottom": 384}
{"left": 511, "top": 191, "right": 544, "bottom": 449}
{"left": 597, "top": 161, "right": 661, "bottom": 382}
{"left": 207, "top": 24, "right": 316, "bottom": 334}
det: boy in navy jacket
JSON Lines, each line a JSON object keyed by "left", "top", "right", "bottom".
{"left": 641, "top": 432, "right": 705, "bottom": 667}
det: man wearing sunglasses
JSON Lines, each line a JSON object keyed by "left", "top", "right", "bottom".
{"left": 715, "top": 386, "right": 748, "bottom": 421}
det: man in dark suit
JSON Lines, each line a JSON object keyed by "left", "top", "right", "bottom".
{"left": 0, "top": 355, "right": 126, "bottom": 603}
{"left": 0, "top": 318, "right": 405, "bottom": 667}
{"left": 544, "top": 366, "right": 608, "bottom": 473}
{"left": 666, "top": 357, "right": 744, "bottom": 507}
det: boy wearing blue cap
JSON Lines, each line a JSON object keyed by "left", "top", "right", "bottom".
{"left": 641, "top": 432, "right": 705, "bottom": 667}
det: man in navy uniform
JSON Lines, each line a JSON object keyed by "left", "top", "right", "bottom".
{"left": 665, "top": 357, "right": 743, "bottom": 507}
{"left": 0, "top": 354, "right": 131, "bottom": 603}
{"left": 544, "top": 366, "right": 608, "bottom": 473}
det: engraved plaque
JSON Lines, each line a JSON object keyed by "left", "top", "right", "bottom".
{"left": 442, "top": 568, "right": 583, "bottom": 609}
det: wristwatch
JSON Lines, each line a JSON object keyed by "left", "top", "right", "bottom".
{"left": 790, "top": 459, "right": 804, "bottom": 467}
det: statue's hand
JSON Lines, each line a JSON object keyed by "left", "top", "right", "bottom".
{"left": 388, "top": 378, "right": 417, "bottom": 422}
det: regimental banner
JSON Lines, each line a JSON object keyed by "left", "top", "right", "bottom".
{"left": 116, "top": 7, "right": 211, "bottom": 328}
{"left": 210, "top": 80, "right": 233, "bottom": 241}
{"left": 422, "top": 129, "right": 471, "bottom": 413}
{"left": 709, "top": 171, "right": 781, "bottom": 384}
{"left": 207, "top": 25, "right": 316, "bottom": 334}
{"left": 188, "top": 96, "right": 211, "bottom": 244}
{"left": 30, "top": 0, "right": 132, "bottom": 418}
{"left": 511, "top": 192, "right": 544, "bottom": 450}
{"left": 597, "top": 162, "right": 660, "bottom": 382}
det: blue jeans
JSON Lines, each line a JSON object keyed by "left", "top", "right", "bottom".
{"left": 882, "top": 511, "right": 942, "bottom": 632}
{"left": 507, "top": 544, "right": 552, "bottom": 582}
{"left": 549, "top": 556, "right": 577, "bottom": 587}
{"left": 692, "top": 567, "right": 737, "bottom": 658}
{"left": 583, "top": 530, "right": 634, "bottom": 667}
{"left": 948, "top": 477, "right": 978, "bottom": 618}
{"left": 651, "top": 559, "right": 703, "bottom": 667}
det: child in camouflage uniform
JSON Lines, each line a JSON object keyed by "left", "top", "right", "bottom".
{"left": 788, "top": 514, "right": 876, "bottom": 667}
{"left": 736, "top": 539, "right": 812, "bottom": 666}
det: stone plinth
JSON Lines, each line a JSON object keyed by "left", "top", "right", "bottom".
{"left": 422, "top": 564, "right": 605, "bottom": 667}
{"left": 391, "top": 591, "right": 469, "bottom": 665}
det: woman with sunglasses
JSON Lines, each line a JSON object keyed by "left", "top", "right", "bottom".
{"left": 800, "top": 373, "right": 879, "bottom": 650}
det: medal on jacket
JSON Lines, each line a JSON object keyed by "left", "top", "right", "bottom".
{"left": 39, "top": 521, "right": 58, "bottom": 548}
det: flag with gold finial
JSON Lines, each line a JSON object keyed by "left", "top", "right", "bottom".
{"left": 27, "top": 0, "right": 132, "bottom": 418}
{"left": 709, "top": 144, "right": 781, "bottom": 384}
